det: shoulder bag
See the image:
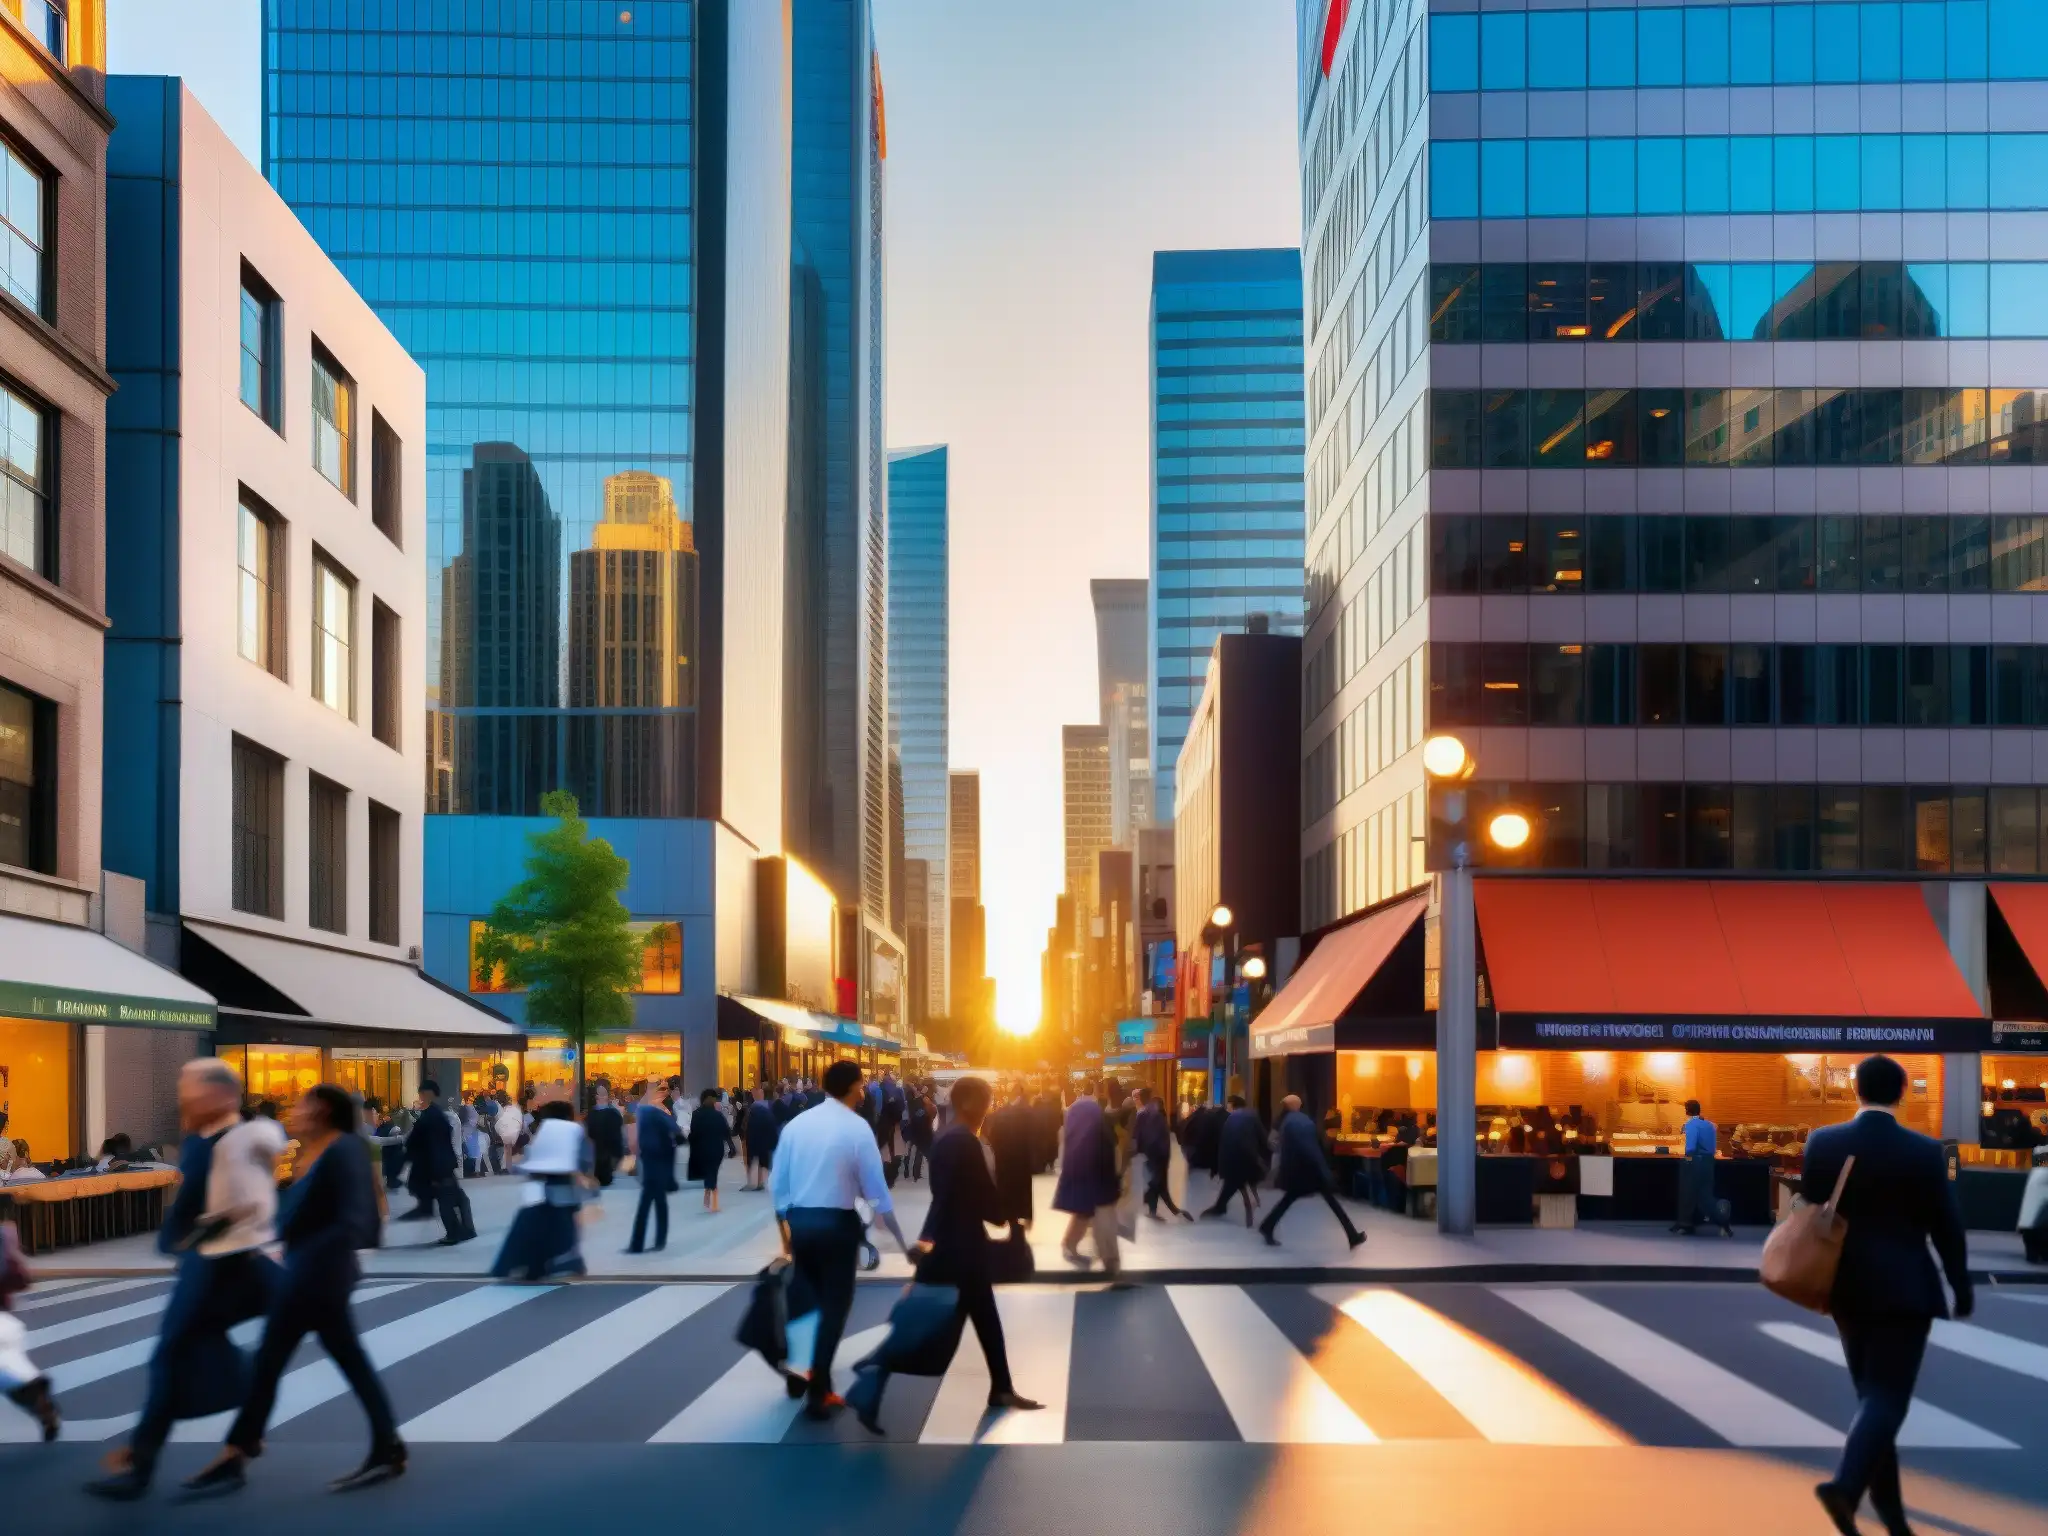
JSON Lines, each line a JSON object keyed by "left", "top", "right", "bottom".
{"left": 1759, "top": 1155, "right": 1854, "bottom": 1314}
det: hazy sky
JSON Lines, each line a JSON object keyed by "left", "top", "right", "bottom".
{"left": 107, "top": 0, "right": 1303, "bottom": 1031}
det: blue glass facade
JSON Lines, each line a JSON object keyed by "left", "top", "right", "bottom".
{"left": 264, "top": 0, "right": 699, "bottom": 819}
{"left": 886, "top": 445, "right": 948, "bottom": 1019}
{"left": 1150, "top": 249, "right": 1307, "bottom": 817}
{"left": 1295, "top": 0, "right": 2048, "bottom": 946}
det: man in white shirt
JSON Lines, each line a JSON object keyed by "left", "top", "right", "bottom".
{"left": 770, "top": 1060, "right": 911, "bottom": 1420}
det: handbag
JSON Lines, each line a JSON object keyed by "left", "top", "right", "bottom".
{"left": 860, "top": 1283, "right": 965, "bottom": 1378}
{"left": 1760, "top": 1154, "right": 1854, "bottom": 1314}
{"left": 987, "top": 1222, "right": 1036, "bottom": 1285}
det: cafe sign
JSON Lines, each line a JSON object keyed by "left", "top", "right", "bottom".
{"left": 0, "top": 980, "right": 216, "bottom": 1031}
{"left": 1502, "top": 1015, "right": 1994, "bottom": 1052}
{"left": 1991, "top": 1021, "right": 2048, "bottom": 1051}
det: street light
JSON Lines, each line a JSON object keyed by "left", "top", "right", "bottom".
{"left": 1208, "top": 903, "right": 1234, "bottom": 931}
{"left": 1422, "top": 733, "right": 1473, "bottom": 782}
{"left": 1240, "top": 955, "right": 1268, "bottom": 981}
{"left": 1486, "top": 809, "right": 1533, "bottom": 852}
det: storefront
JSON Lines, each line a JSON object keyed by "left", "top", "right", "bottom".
{"left": 182, "top": 920, "right": 522, "bottom": 1109}
{"left": 717, "top": 995, "right": 895, "bottom": 1090}
{"left": 1255, "top": 879, "right": 1995, "bottom": 1225}
{"left": 520, "top": 1034, "right": 684, "bottom": 1105}
{"left": 0, "top": 912, "right": 218, "bottom": 1164}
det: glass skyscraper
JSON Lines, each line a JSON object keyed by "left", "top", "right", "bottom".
{"left": 1296, "top": 0, "right": 2048, "bottom": 931}
{"left": 1150, "top": 249, "right": 1308, "bottom": 817}
{"left": 265, "top": 0, "right": 700, "bottom": 820}
{"left": 887, "top": 444, "right": 948, "bottom": 1021}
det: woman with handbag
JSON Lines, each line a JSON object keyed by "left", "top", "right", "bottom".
{"left": 492, "top": 1101, "right": 592, "bottom": 1280}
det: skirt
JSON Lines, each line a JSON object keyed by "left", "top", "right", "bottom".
{"left": 491, "top": 1203, "right": 584, "bottom": 1280}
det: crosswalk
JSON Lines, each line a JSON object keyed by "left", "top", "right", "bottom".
{"left": 5, "top": 1275, "right": 2047, "bottom": 1451}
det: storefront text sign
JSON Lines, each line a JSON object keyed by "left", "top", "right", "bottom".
{"left": 1507, "top": 1015, "right": 1992, "bottom": 1052}
{"left": 1991, "top": 1021, "right": 2048, "bottom": 1051}
{"left": 0, "top": 980, "right": 216, "bottom": 1031}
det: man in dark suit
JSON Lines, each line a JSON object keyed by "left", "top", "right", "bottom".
{"left": 628, "top": 1081, "right": 682, "bottom": 1253}
{"left": 1802, "top": 1055, "right": 1972, "bottom": 1536}
{"left": 584, "top": 1081, "right": 627, "bottom": 1187}
{"left": 1200, "top": 1096, "right": 1267, "bottom": 1225}
{"left": 399, "top": 1081, "right": 474, "bottom": 1245}
{"left": 985, "top": 1085, "right": 1038, "bottom": 1227}
{"left": 910, "top": 1076, "right": 1042, "bottom": 1425}
{"left": 1260, "top": 1094, "right": 1365, "bottom": 1249}
{"left": 1132, "top": 1087, "right": 1190, "bottom": 1220}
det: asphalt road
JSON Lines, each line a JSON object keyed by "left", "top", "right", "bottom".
{"left": 3, "top": 1277, "right": 2045, "bottom": 1534}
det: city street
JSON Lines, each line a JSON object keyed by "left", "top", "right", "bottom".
{"left": 3, "top": 1275, "right": 2045, "bottom": 1532}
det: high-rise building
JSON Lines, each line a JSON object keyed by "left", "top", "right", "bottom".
{"left": 788, "top": 0, "right": 896, "bottom": 1020}
{"left": 947, "top": 769, "right": 986, "bottom": 1026}
{"left": 267, "top": 0, "right": 816, "bottom": 1084}
{"left": 1091, "top": 577, "right": 1152, "bottom": 845}
{"left": 1149, "top": 249, "right": 1307, "bottom": 817}
{"left": 1062, "top": 724, "right": 1113, "bottom": 942}
{"left": 888, "top": 445, "right": 949, "bottom": 1020}
{"left": 104, "top": 78, "right": 517, "bottom": 1127}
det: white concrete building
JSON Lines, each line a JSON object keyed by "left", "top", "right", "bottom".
{"left": 103, "top": 78, "right": 515, "bottom": 1124}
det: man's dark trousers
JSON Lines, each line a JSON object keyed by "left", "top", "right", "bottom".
{"left": 957, "top": 1280, "right": 1012, "bottom": 1394}
{"left": 1259, "top": 1188, "right": 1361, "bottom": 1242}
{"left": 1833, "top": 1314, "right": 1932, "bottom": 1518}
{"left": 129, "top": 1250, "right": 276, "bottom": 1480}
{"left": 431, "top": 1176, "right": 475, "bottom": 1241}
{"left": 629, "top": 1185, "right": 669, "bottom": 1251}
{"left": 786, "top": 1207, "right": 862, "bottom": 1406}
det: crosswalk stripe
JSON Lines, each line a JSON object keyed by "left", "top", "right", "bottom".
{"left": 1757, "top": 1322, "right": 2017, "bottom": 1448}
{"left": 1166, "top": 1285, "right": 1376, "bottom": 1444}
{"left": 1324, "top": 1288, "right": 1622, "bottom": 1446}
{"left": 38, "top": 1284, "right": 418, "bottom": 1397}
{"left": 399, "top": 1285, "right": 730, "bottom": 1443}
{"left": 1499, "top": 1289, "right": 1839, "bottom": 1447}
{"left": 920, "top": 1288, "right": 1075, "bottom": 1446}
{"left": 164, "top": 1284, "right": 552, "bottom": 1442}
{"left": 1929, "top": 1320, "right": 2048, "bottom": 1381}
{"left": 23, "top": 1294, "right": 170, "bottom": 1350}
{"left": 13, "top": 1279, "right": 163, "bottom": 1314}
{"left": 648, "top": 1321, "right": 890, "bottom": 1443}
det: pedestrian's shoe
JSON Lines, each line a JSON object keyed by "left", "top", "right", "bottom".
{"left": 1720, "top": 1223, "right": 1735, "bottom": 1238}
{"left": 782, "top": 1368, "right": 809, "bottom": 1400}
{"left": 329, "top": 1438, "right": 407, "bottom": 1492}
{"left": 1059, "top": 1246, "right": 1093, "bottom": 1270}
{"left": 84, "top": 1469, "right": 149, "bottom": 1502}
{"left": 1198, "top": 1208, "right": 1225, "bottom": 1220}
{"left": 181, "top": 1449, "right": 249, "bottom": 1494}
{"left": 1347, "top": 1230, "right": 1367, "bottom": 1250}
{"left": 1812, "top": 1482, "right": 1860, "bottom": 1535}
{"left": 7, "top": 1377, "right": 59, "bottom": 1441}
{"left": 987, "top": 1391, "right": 1044, "bottom": 1411}
{"left": 803, "top": 1392, "right": 845, "bottom": 1421}
{"left": 1261, "top": 1230, "right": 1280, "bottom": 1247}
{"left": 1667, "top": 1222, "right": 1686, "bottom": 1233}
{"left": 434, "top": 1234, "right": 470, "bottom": 1247}
{"left": 394, "top": 1207, "right": 434, "bottom": 1222}
{"left": 1871, "top": 1502, "right": 1916, "bottom": 1536}
{"left": 1178, "top": 1210, "right": 1195, "bottom": 1222}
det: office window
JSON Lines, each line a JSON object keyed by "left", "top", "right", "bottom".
{"left": 1729, "top": 644, "right": 1773, "bottom": 725}
{"left": 1639, "top": 644, "right": 1684, "bottom": 725}
{"left": 370, "top": 410, "right": 402, "bottom": 545}
{"left": 369, "top": 800, "right": 400, "bottom": 945}
{"left": 236, "top": 492, "right": 285, "bottom": 678}
{"left": 311, "top": 342, "right": 354, "bottom": 496}
{"left": 231, "top": 736, "right": 284, "bottom": 918}
{"left": 0, "top": 381, "right": 50, "bottom": 576}
{"left": 308, "top": 773, "right": 347, "bottom": 934}
{"left": 238, "top": 264, "right": 280, "bottom": 429}
{"left": 1, "top": 137, "right": 46, "bottom": 317}
{"left": 312, "top": 552, "right": 355, "bottom": 718}
{"left": 1818, "top": 785, "right": 1861, "bottom": 870}
{"left": 1773, "top": 786, "right": 1817, "bottom": 871}
{"left": 1991, "top": 786, "right": 2040, "bottom": 874}
{"left": 0, "top": 679, "right": 54, "bottom": 874}
{"left": 1529, "top": 644, "right": 1585, "bottom": 725}
{"left": 1585, "top": 644, "right": 1634, "bottom": 726}
{"left": 371, "top": 598, "right": 400, "bottom": 748}
{"left": 19, "top": 0, "right": 66, "bottom": 61}
{"left": 1863, "top": 785, "right": 1910, "bottom": 871}
{"left": 1685, "top": 644, "right": 1730, "bottom": 725}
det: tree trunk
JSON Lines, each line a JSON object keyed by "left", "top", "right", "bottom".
{"left": 573, "top": 1005, "right": 587, "bottom": 1113}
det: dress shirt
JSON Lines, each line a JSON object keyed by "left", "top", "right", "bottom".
{"left": 1682, "top": 1115, "right": 1717, "bottom": 1157}
{"left": 770, "top": 1096, "right": 894, "bottom": 1216}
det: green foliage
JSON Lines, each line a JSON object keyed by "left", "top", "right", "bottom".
{"left": 473, "top": 792, "right": 647, "bottom": 1086}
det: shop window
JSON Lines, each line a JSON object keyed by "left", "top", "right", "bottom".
{"left": 225, "top": 1045, "right": 322, "bottom": 1112}
{"left": 1863, "top": 785, "right": 1910, "bottom": 871}
{"left": 1638, "top": 784, "right": 1686, "bottom": 868}
{"left": 633, "top": 920, "right": 683, "bottom": 993}
{"left": 1818, "top": 785, "right": 1862, "bottom": 870}
{"left": 1773, "top": 785, "right": 1818, "bottom": 871}
{"left": 231, "top": 735, "right": 284, "bottom": 919}
{"left": 1585, "top": 784, "right": 1639, "bottom": 868}
{"left": 0, "top": 679, "right": 53, "bottom": 875}
{"left": 1685, "top": 785, "right": 1735, "bottom": 869}
{"left": 308, "top": 773, "right": 348, "bottom": 934}
{"left": 0, "top": 1017, "right": 70, "bottom": 1160}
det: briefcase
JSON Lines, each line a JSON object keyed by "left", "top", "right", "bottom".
{"left": 735, "top": 1259, "right": 819, "bottom": 1370}
{"left": 1759, "top": 1155, "right": 1853, "bottom": 1314}
{"left": 861, "top": 1283, "right": 964, "bottom": 1378}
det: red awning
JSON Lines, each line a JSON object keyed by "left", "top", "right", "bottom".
{"left": 1473, "top": 879, "right": 1983, "bottom": 1022}
{"left": 1251, "top": 892, "right": 1426, "bottom": 1058}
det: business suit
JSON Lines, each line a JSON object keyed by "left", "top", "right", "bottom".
{"left": 918, "top": 1126, "right": 1015, "bottom": 1395}
{"left": 403, "top": 1102, "right": 474, "bottom": 1241}
{"left": 629, "top": 1100, "right": 681, "bottom": 1252}
{"left": 984, "top": 1101, "right": 1037, "bottom": 1225}
{"left": 1260, "top": 1110, "right": 1363, "bottom": 1245}
{"left": 1203, "top": 1108, "right": 1267, "bottom": 1222}
{"left": 1802, "top": 1107, "right": 1972, "bottom": 1527}
{"left": 226, "top": 1136, "right": 396, "bottom": 1459}
{"left": 1133, "top": 1102, "right": 1186, "bottom": 1217}
{"left": 585, "top": 1103, "right": 626, "bottom": 1187}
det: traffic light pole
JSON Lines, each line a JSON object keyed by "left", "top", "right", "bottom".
{"left": 1436, "top": 860, "right": 1477, "bottom": 1236}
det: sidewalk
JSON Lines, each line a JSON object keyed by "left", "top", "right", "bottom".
{"left": 31, "top": 1165, "right": 2045, "bottom": 1283}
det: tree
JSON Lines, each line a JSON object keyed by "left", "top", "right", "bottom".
{"left": 473, "top": 790, "right": 646, "bottom": 1108}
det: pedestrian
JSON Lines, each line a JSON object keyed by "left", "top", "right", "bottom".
{"left": 398, "top": 1080, "right": 476, "bottom": 1246}
{"left": 0, "top": 1219, "right": 58, "bottom": 1440}
{"left": 87, "top": 1059, "right": 284, "bottom": 1501}
{"left": 1260, "top": 1094, "right": 1365, "bottom": 1250}
{"left": 1030, "top": 1091, "right": 1060, "bottom": 1173}
{"left": 1133, "top": 1087, "right": 1192, "bottom": 1221}
{"left": 1201, "top": 1096, "right": 1267, "bottom": 1226}
{"left": 627, "top": 1079, "right": 681, "bottom": 1253}
{"left": 905, "top": 1086, "right": 934, "bottom": 1182}
{"left": 364, "top": 1098, "right": 407, "bottom": 1191}
{"left": 1672, "top": 1097, "right": 1733, "bottom": 1237}
{"left": 685, "top": 1087, "right": 737, "bottom": 1213}
{"left": 743, "top": 1087, "right": 780, "bottom": 1191}
{"left": 986, "top": 1084, "right": 1037, "bottom": 1227}
{"left": 183, "top": 1085, "right": 403, "bottom": 1495}
{"left": 585, "top": 1080, "right": 627, "bottom": 1187}
{"left": 1052, "top": 1081, "right": 1122, "bottom": 1276}
{"left": 494, "top": 1092, "right": 525, "bottom": 1172}
{"left": 855, "top": 1075, "right": 1042, "bottom": 1433}
{"left": 1806, "top": 1056, "right": 1973, "bottom": 1536}
{"left": 459, "top": 1092, "right": 485, "bottom": 1178}
{"left": 770, "top": 1059, "right": 912, "bottom": 1420}
{"left": 492, "top": 1101, "right": 590, "bottom": 1280}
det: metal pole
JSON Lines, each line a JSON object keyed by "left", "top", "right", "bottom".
{"left": 1437, "top": 861, "right": 1477, "bottom": 1236}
